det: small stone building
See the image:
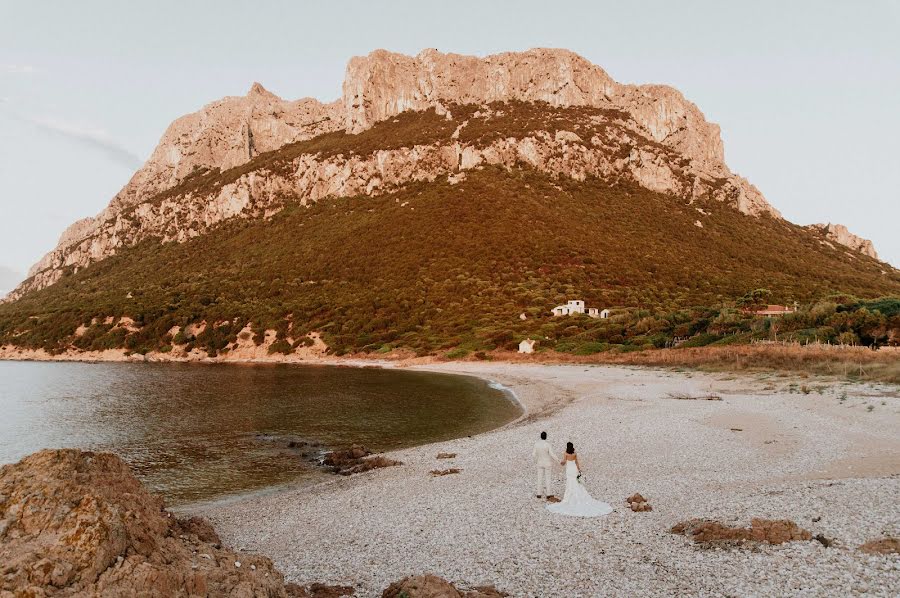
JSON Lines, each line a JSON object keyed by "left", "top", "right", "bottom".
{"left": 551, "top": 300, "right": 586, "bottom": 316}
{"left": 518, "top": 338, "right": 537, "bottom": 354}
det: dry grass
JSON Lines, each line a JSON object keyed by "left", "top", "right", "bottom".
{"left": 481, "top": 345, "right": 900, "bottom": 385}
{"left": 602, "top": 345, "right": 900, "bottom": 385}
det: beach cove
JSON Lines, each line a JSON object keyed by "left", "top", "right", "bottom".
{"left": 186, "top": 362, "right": 900, "bottom": 597}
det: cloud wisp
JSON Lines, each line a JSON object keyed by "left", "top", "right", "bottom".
{"left": 26, "top": 116, "right": 143, "bottom": 169}
{"left": 1, "top": 64, "right": 37, "bottom": 74}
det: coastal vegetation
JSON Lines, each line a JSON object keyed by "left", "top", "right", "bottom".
{"left": 505, "top": 344, "right": 900, "bottom": 385}
{"left": 1, "top": 167, "right": 897, "bottom": 359}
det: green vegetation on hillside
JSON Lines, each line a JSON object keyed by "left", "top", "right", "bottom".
{"left": 1, "top": 167, "right": 898, "bottom": 356}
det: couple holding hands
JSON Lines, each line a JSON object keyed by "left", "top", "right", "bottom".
{"left": 532, "top": 431, "right": 613, "bottom": 517}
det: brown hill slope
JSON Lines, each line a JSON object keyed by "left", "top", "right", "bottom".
{"left": 1, "top": 163, "right": 897, "bottom": 356}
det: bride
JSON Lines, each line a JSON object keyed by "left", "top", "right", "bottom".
{"left": 546, "top": 442, "right": 613, "bottom": 517}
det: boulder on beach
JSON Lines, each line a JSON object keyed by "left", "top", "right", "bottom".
{"left": 323, "top": 445, "right": 401, "bottom": 475}
{"left": 382, "top": 575, "right": 507, "bottom": 598}
{"left": 286, "top": 582, "right": 356, "bottom": 597}
{"left": 672, "top": 517, "right": 812, "bottom": 545}
{"left": 859, "top": 537, "right": 900, "bottom": 555}
{"left": 0, "top": 449, "right": 290, "bottom": 597}
{"left": 430, "top": 468, "right": 461, "bottom": 477}
{"left": 625, "top": 493, "right": 652, "bottom": 511}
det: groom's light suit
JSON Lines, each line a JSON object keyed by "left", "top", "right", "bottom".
{"left": 532, "top": 439, "right": 559, "bottom": 497}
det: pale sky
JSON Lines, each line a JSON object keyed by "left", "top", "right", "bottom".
{"left": 1, "top": 0, "right": 898, "bottom": 286}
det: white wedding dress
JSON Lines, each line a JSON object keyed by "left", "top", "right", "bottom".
{"left": 546, "top": 459, "right": 613, "bottom": 517}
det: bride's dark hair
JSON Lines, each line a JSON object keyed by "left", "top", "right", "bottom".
{"left": 566, "top": 442, "right": 575, "bottom": 454}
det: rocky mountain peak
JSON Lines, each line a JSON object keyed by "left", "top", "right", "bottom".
{"left": 342, "top": 48, "right": 723, "bottom": 168}
{"left": 342, "top": 47, "right": 618, "bottom": 133}
{"left": 97, "top": 48, "right": 775, "bottom": 224}
{"left": 247, "top": 81, "right": 273, "bottom": 97}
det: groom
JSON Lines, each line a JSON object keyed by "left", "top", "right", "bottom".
{"left": 532, "top": 431, "right": 559, "bottom": 499}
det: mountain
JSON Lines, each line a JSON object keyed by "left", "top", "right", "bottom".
{"left": 12, "top": 48, "right": 783, "bottom": 299}
{"left": 1, "top": 49, "right": 898, "bottom": 356}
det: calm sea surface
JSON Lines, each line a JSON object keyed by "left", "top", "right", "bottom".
{"left": 0, "top": 361, "right": 520, "bottom": 504}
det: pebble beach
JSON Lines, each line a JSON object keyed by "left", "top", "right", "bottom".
{"left": 193, "top": 363, "right": 900, "bottom": 597}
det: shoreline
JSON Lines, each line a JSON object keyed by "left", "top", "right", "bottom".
{"left": 0, "top": 346, "right": 590, "bottom": 420}
{"left": 186, "top": 362, "right": 899, "bottom": 596}
{"left": 3, "top": 355, "right": 898, "bottom": 594}
{"left": 2, "top": 342, "right": 898, "bottom": 387}
{"left": 165, "top": 365, "right": 564, "bottom": 518}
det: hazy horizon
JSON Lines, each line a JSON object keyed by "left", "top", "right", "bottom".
{"left": 2, "top": 0, "right": 898, "bottom": 283}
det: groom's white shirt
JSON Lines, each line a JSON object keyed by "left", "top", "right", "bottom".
{"left": 532, "top": 439, "right": 559, "bottom": 468}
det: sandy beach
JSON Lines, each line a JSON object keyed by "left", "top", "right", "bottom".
{"left": 179, "top": 363, "right": 900, "bottom": 597}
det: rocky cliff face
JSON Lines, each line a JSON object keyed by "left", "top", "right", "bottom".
{"left": 31, "top": 84, "right": 343, "bottom": 282}
{"left": 807, "top": 223, "right": 879, "bottom": 259}
{"left": 341, "top": 50, "right": 777, "bottom": 216}
{"left": 14, "top": 48, "right": 804, "bottom": 300}
{"left": 344, "top": 49, "right": 722, "bottom": 166}
{"left": 109, "top": 83, "right": 342, "bottom": 214}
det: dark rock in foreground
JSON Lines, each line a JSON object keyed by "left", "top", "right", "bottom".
{"left": 0, "top": 449, "right": 503, "bottom": 597}
{"left": 0, "top": 449, "right": 291, "bottom": 596}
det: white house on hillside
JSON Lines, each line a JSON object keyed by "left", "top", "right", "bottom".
{"left": 552, "top": 300, "right": 609, "bottom": 319}
{"left": 551, "top": 300, "right": 585, "bottom": 316}
{"left": 518, "top": 338, "right": 537, "bottom": 354}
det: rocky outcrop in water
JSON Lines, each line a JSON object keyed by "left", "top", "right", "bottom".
{"left": 322, "top": 446, "right": 401, "bottom": 476}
